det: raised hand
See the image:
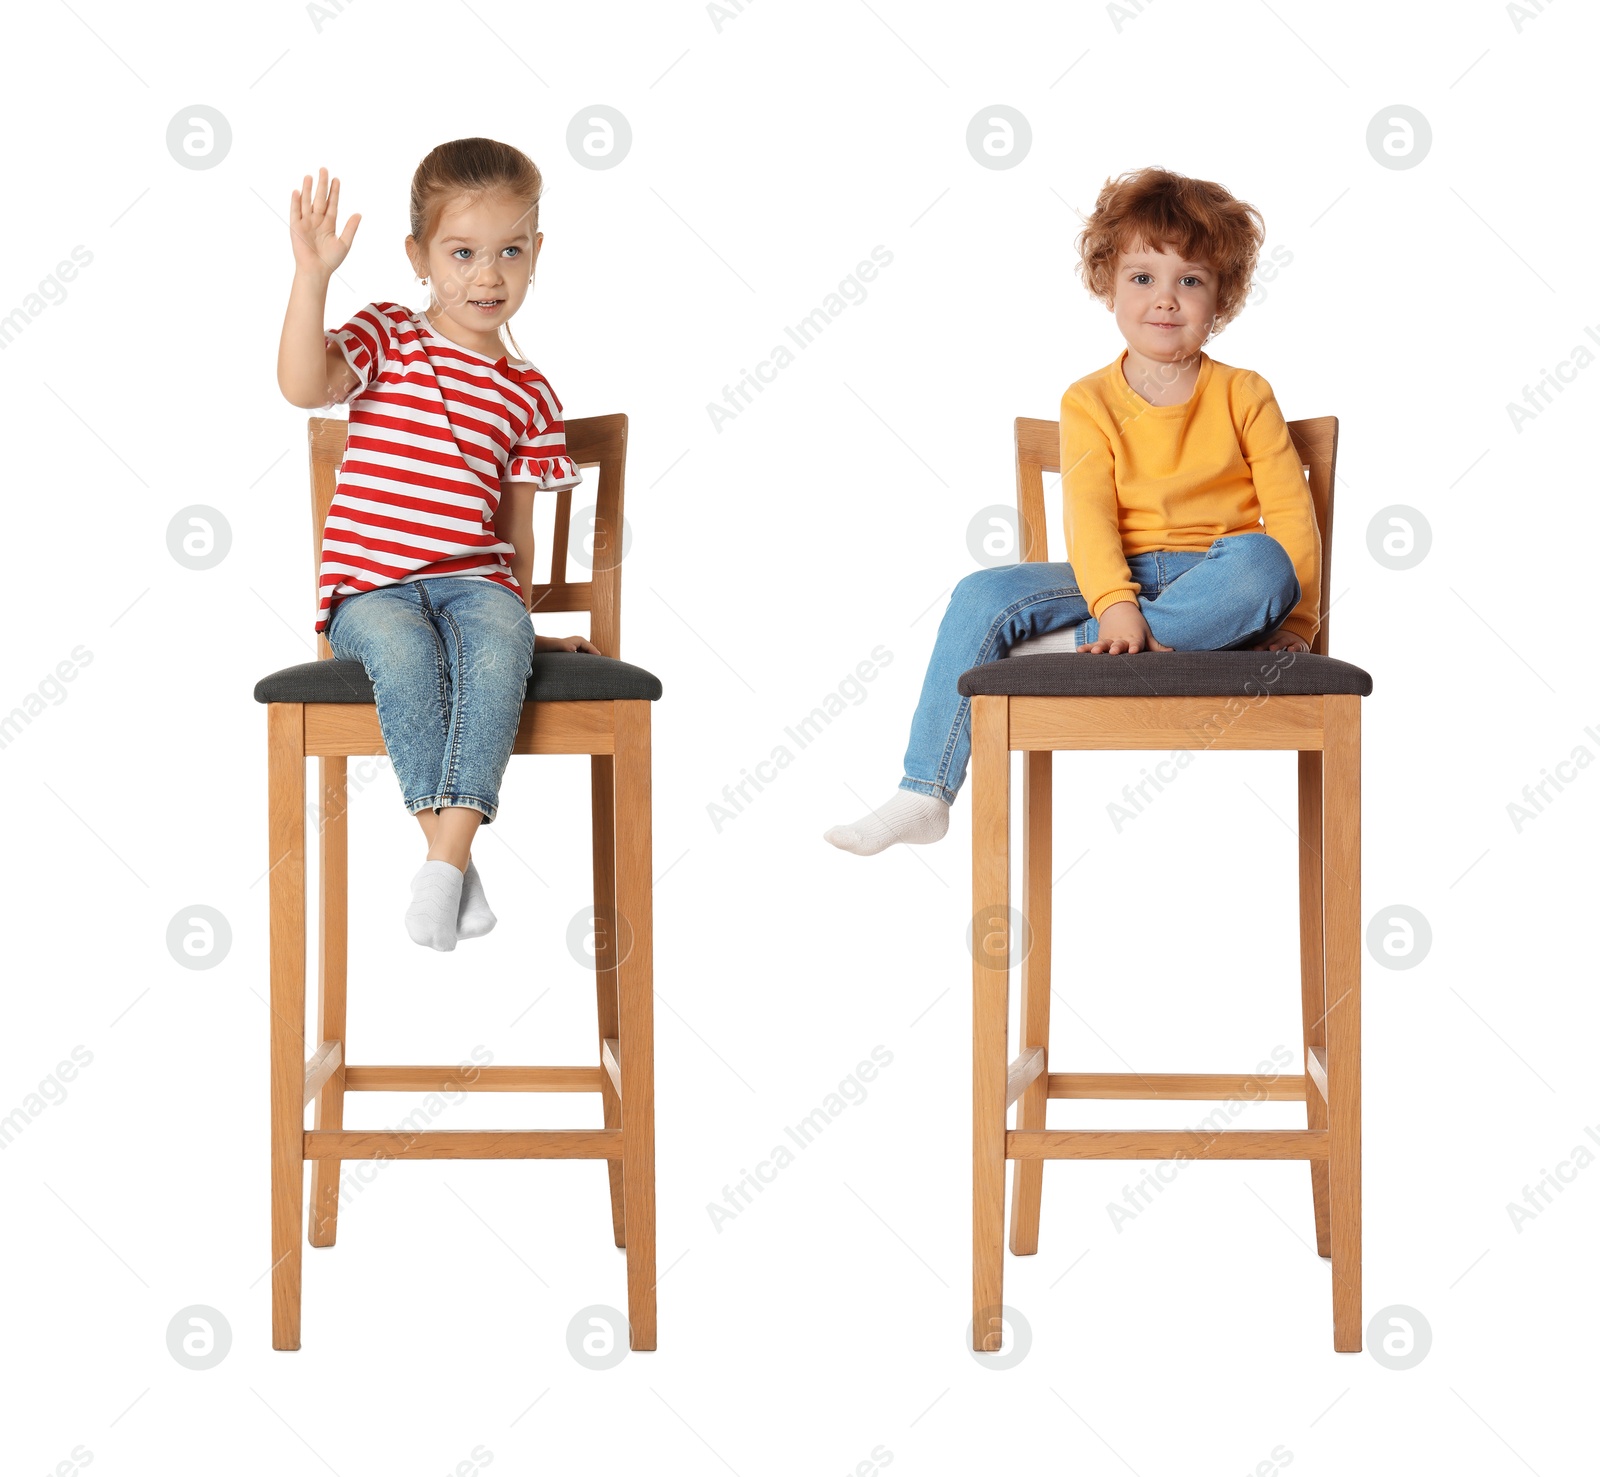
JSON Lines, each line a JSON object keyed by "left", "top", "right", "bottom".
{"left": 289, "top": 166, "right": 361, "bottom": 280}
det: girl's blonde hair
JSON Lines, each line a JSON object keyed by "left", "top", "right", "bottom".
{"left": 1075, "top": 166, "right": 1265, "bottom": 339}
{"left": 410, "top": 137, "right": 543, "bottom": 364}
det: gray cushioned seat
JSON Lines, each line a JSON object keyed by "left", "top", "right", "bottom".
{"left": 254, "top": 650, "right": 663, "bottom": 704}
{"left": 956, "top": 650, "right": 1371, "bottom": 698}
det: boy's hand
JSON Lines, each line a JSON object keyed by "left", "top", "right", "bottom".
{"left": 1252, "top": 630, "right": 1309, "bottom": 653}
{"left": 534, "top": 633, "right": 602, "bottom": 654}
{"left": 290, "top": 167, "right": 360, "bottom": 280}
{"left": 1083, "top": 600, "right": 1172, "bottom": 655}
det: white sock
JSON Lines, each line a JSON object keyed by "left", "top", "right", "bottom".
{"left": 457, "top": 857, "right": 497, "bottom": 939}
{"left": 406, "top": 859, "right": 464, "bottom": 951}
{"left": 1008, "top": 623, "right": 1080, "bottom": 656}
{"left": 824, "top": 789, "right": 950, "bottom": 855}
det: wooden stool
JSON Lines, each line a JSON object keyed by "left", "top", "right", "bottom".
{"left": 964, "top": 414, "right": 1371, "bottom": 1352}
{"left": 254, "top": 413, "right": 661, "bottom": 1351}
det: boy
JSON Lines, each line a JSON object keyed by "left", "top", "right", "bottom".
{"left": 827, "top": 166, "right": 1318, "bottom": 855}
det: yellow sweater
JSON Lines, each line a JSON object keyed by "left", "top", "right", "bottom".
{"left": 1060, "top": 350, "right": 1322, "bottom": 646}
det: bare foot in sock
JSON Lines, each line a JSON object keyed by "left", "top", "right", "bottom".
{"left": 824, "top": 789, "right": 950, "bottom": 855}
{"left": 406, "top": 859, "right": 464, "bottom": 951}
{"left": 457, "top": 857, "right": 497, "bottom": 939}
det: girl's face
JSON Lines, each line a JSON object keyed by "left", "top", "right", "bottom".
{"left": 1110, "top": 239, "right": 1219, "bottom": 368}
{"left": 406, "top": 190, "right": 543, "bottom": 352}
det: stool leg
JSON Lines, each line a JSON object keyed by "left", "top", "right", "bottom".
{"left": 614, "top": 701, "right": 656, "bottom": 1350}
{"left": 971, "top": 695, "right": 1010, "bottom": 1351}
{"left": 268, "top": 704, "right": 307, "bottom": 1350}
{"left": 590, "top": 753, "right": 627, "bottom": 1248}
{"left": 309, "top": 755, "right": 348, "bottom": 1248}
{"left": 1323, "top": 697, "right": 1362, "bottom": 1351}
{"left": 1009, "top": 749, "right": 1052, "bottom": 1255}
{"left": 1296, "top": 751, "right": 1332, "bottom": 1258}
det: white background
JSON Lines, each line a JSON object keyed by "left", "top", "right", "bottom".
{"left": 2, "top": 1, "right": 1595, "bottom": 1473}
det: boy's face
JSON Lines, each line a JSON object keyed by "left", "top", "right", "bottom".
{"left": 1111, "top": 239, "right": 1218, "bottom": 365}
{"left": 406, "top": 192, "right": 543, "bottom": 347}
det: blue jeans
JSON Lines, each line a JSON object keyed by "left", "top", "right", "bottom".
{"left": 900, "top": 532, "right": 1300, "bottom": 804}
{"left": 326, "top": 577, "right": 535, "bottom": 825}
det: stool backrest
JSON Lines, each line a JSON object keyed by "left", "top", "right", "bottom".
{"left": 1013, "top": 412, "right": 1339, "bottom": 657}
{"left": 307, "top": 413, "right": 630, "bottom": 662}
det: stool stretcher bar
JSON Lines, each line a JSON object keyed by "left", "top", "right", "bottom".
{"left": 338, "top": 1062, "right": 605, "bottom": 1093}
{"left": 1035, "top": 1068, "right": 1313, "bottom": 1101}
{"left": 303, "top": 1129, "right": 623, "bottom": 1160}
{"left": 1007, "top": 1129, "right": 1330, "bottom": 1161}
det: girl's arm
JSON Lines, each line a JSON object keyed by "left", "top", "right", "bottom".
{"left": 495, "top": 482, "right": 537, "bottom": 609}
{"left": 495, "top": 483, "right": 601, "bottom": 653}
{"left": 279, "top": 272, "right": 357, "bottom": 408}
{"left": 277, "top": 168, "right": 362, "bottom": 409}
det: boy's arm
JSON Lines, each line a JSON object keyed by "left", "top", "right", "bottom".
{"left": 1060, "top": 392, "right": 1137, "bottom": 619}
{"left": 1240, "top": 374, "right": 1322, "bottom": 647}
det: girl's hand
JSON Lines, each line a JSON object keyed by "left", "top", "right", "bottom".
{"left": 1082, "top": 600, "right": 1172, "bottom": 655}
{"left": 1252, "top": 630, "right": 1309, "bottom": 653}
{"left": 290, "top": 167, "right": 361, "bottom": 280}
{"left": 534, "top": 633, "right": 602, "bottom": 655}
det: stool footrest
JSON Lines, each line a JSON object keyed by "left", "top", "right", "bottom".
{"left": 342, "top": 1065, "right": 605, "bottom": 1093}
{"left": 1046, "top": 1071, "right": 1309, "bottom": 1101}
{"left": 1008, "top": 1129, "right": 1328, "bottom": 1161}
{"left": 304, "top": 1129, "right": 622, "bottom": 1160}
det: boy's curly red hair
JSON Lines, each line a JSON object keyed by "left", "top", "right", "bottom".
{"left": 1075, "top": 166, "right": 1265, "bottom": 337}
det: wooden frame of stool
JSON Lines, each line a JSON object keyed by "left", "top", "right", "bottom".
{"left": 970, "top": 415, "right": 1362, "bottom": 1353}
{"left": 265, "top": 413, "right": 656, "bottom": 1352}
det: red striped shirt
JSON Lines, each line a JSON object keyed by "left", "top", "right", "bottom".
{"left": 315, "top": 301, "right": 582, "bottom": 633}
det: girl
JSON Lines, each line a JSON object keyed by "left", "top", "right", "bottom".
{"left": 826, "top": 166, "right": 1321, "bottom": 856}
{"left": 276, "top": 139, "right": 599, "bottom": 950}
